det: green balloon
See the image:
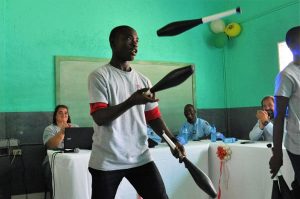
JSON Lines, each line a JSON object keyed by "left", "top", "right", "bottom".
{"left": 213, "top": 33, "right": 228, "bottom": 48}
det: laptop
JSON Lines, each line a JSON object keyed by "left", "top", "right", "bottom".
{"left": 64, "top": 127, "right": 94, "bottom": 151}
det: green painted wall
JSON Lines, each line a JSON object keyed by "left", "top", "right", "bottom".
{"left": 2, "top": 0, "right": 299, "bottom": 112}
{"left": 2, "top": 0, "right": 228, "bottom": 112}
{"left": 225, "top": 0, "right": 300, "bottom": 107}
{"left": 0, "top": 0, "right": 5, "bottom": 108}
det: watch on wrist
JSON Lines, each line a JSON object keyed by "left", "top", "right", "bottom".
{"left": 263, "top": 121, "right": 269, "bottom": 126}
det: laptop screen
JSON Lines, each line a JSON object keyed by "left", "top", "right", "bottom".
{"left": 64, "top": 127, "right": 94, "bottom": 150}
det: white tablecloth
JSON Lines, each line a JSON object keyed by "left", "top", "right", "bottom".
{"left": 208, "top": 141, "right": 294, "bottom": 199}
{"left": 48, "top": 150, "right": 92, "bottom": 199}
{"left": 48, "top": 141, "right": 210, "bottom": 199}
{"left": 48, "top": 141, "right": 294, "bottom": 199}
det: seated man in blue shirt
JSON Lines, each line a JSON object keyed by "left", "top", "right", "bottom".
{"left": 176, "top": 104, "right": 216, "bottom": 144}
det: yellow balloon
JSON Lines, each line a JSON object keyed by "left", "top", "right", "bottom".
{"left": 224, "top": 22, "right": 241, "bottom": 37}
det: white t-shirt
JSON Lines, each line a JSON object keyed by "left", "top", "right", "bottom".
{"left": 274, "top": 62, "right": 300, "bottom": 155}
{"left": 88, "top": 64, "right": 158, "bottom": 170}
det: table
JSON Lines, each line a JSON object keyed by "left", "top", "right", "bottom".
{"left": 48, "top": 150, "right": 91, "bottom": 199}
{"left": 49, "top": 141, "right": 294, "bottom": 199}
{"left": 208, "top": 141, "right": 294, "bottom": 199}
{"left": 48, "top": 141, "right": 210, "bottom": 199}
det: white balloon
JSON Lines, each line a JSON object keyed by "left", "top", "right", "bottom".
{"left": 210, "top": 19, "right": 225, "bottom": 33}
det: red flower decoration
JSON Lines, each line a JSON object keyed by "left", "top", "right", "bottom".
{"left": 216, "top": 145, "right": 231, "bottom": 199}
{"left": 216, "top": 145, "right": 231, "bottom": 161}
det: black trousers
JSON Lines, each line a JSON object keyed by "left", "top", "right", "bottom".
{"left": 88, "top": 161, "right": 168, "bottom": 199}
{"left": 287, "top": 150, "right": 300, "bottom": 198}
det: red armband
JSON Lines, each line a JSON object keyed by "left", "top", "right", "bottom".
{"left": 145, "top": 107, "right": 161, "bottom": 122}
{"left": 90, "top": 102, "right": 108, "bottom": 114}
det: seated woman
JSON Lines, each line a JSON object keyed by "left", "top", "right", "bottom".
{"left": 42, "top": 104, "right": 78, "bottom": 197}
{"left": 43, "top": 104, "right": 78, "bottom": 149}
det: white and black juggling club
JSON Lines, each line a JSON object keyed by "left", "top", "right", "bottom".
{"left": 157, "top": 7, "right": 241, "bottom": 36}
{"left": 162, "top": 132, "right": 217, "bottom": 198}
{"left": 145, "top": 65, "right": 194, "bottom": 96}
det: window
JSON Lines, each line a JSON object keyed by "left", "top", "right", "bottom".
{"left": 278, "top": 41, "right": 293, "bottom": 71}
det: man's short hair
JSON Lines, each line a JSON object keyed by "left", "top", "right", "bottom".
{"left": 260, "top": 96, "right": 274, "bottom": 108}
{"left": 183, "top": 104, "right": 196, "bottom": 112}
{"left": 109, "top": 25, "right": 134, "bottom": 45}
{"left": 285, "top": 26, "right": 300, "bottom": 48}
{"left": 184, "top": 104, "right": 195, "bottom": 111}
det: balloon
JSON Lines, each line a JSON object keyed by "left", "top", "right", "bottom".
{"left": 224, "top": 22, "right": 241, "bottom": 37}
{"left": 213, "top": 33, "right": 228, "bottom": 48}
{"left": 210, "top": 19, "right": 225, "bottom": 33}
